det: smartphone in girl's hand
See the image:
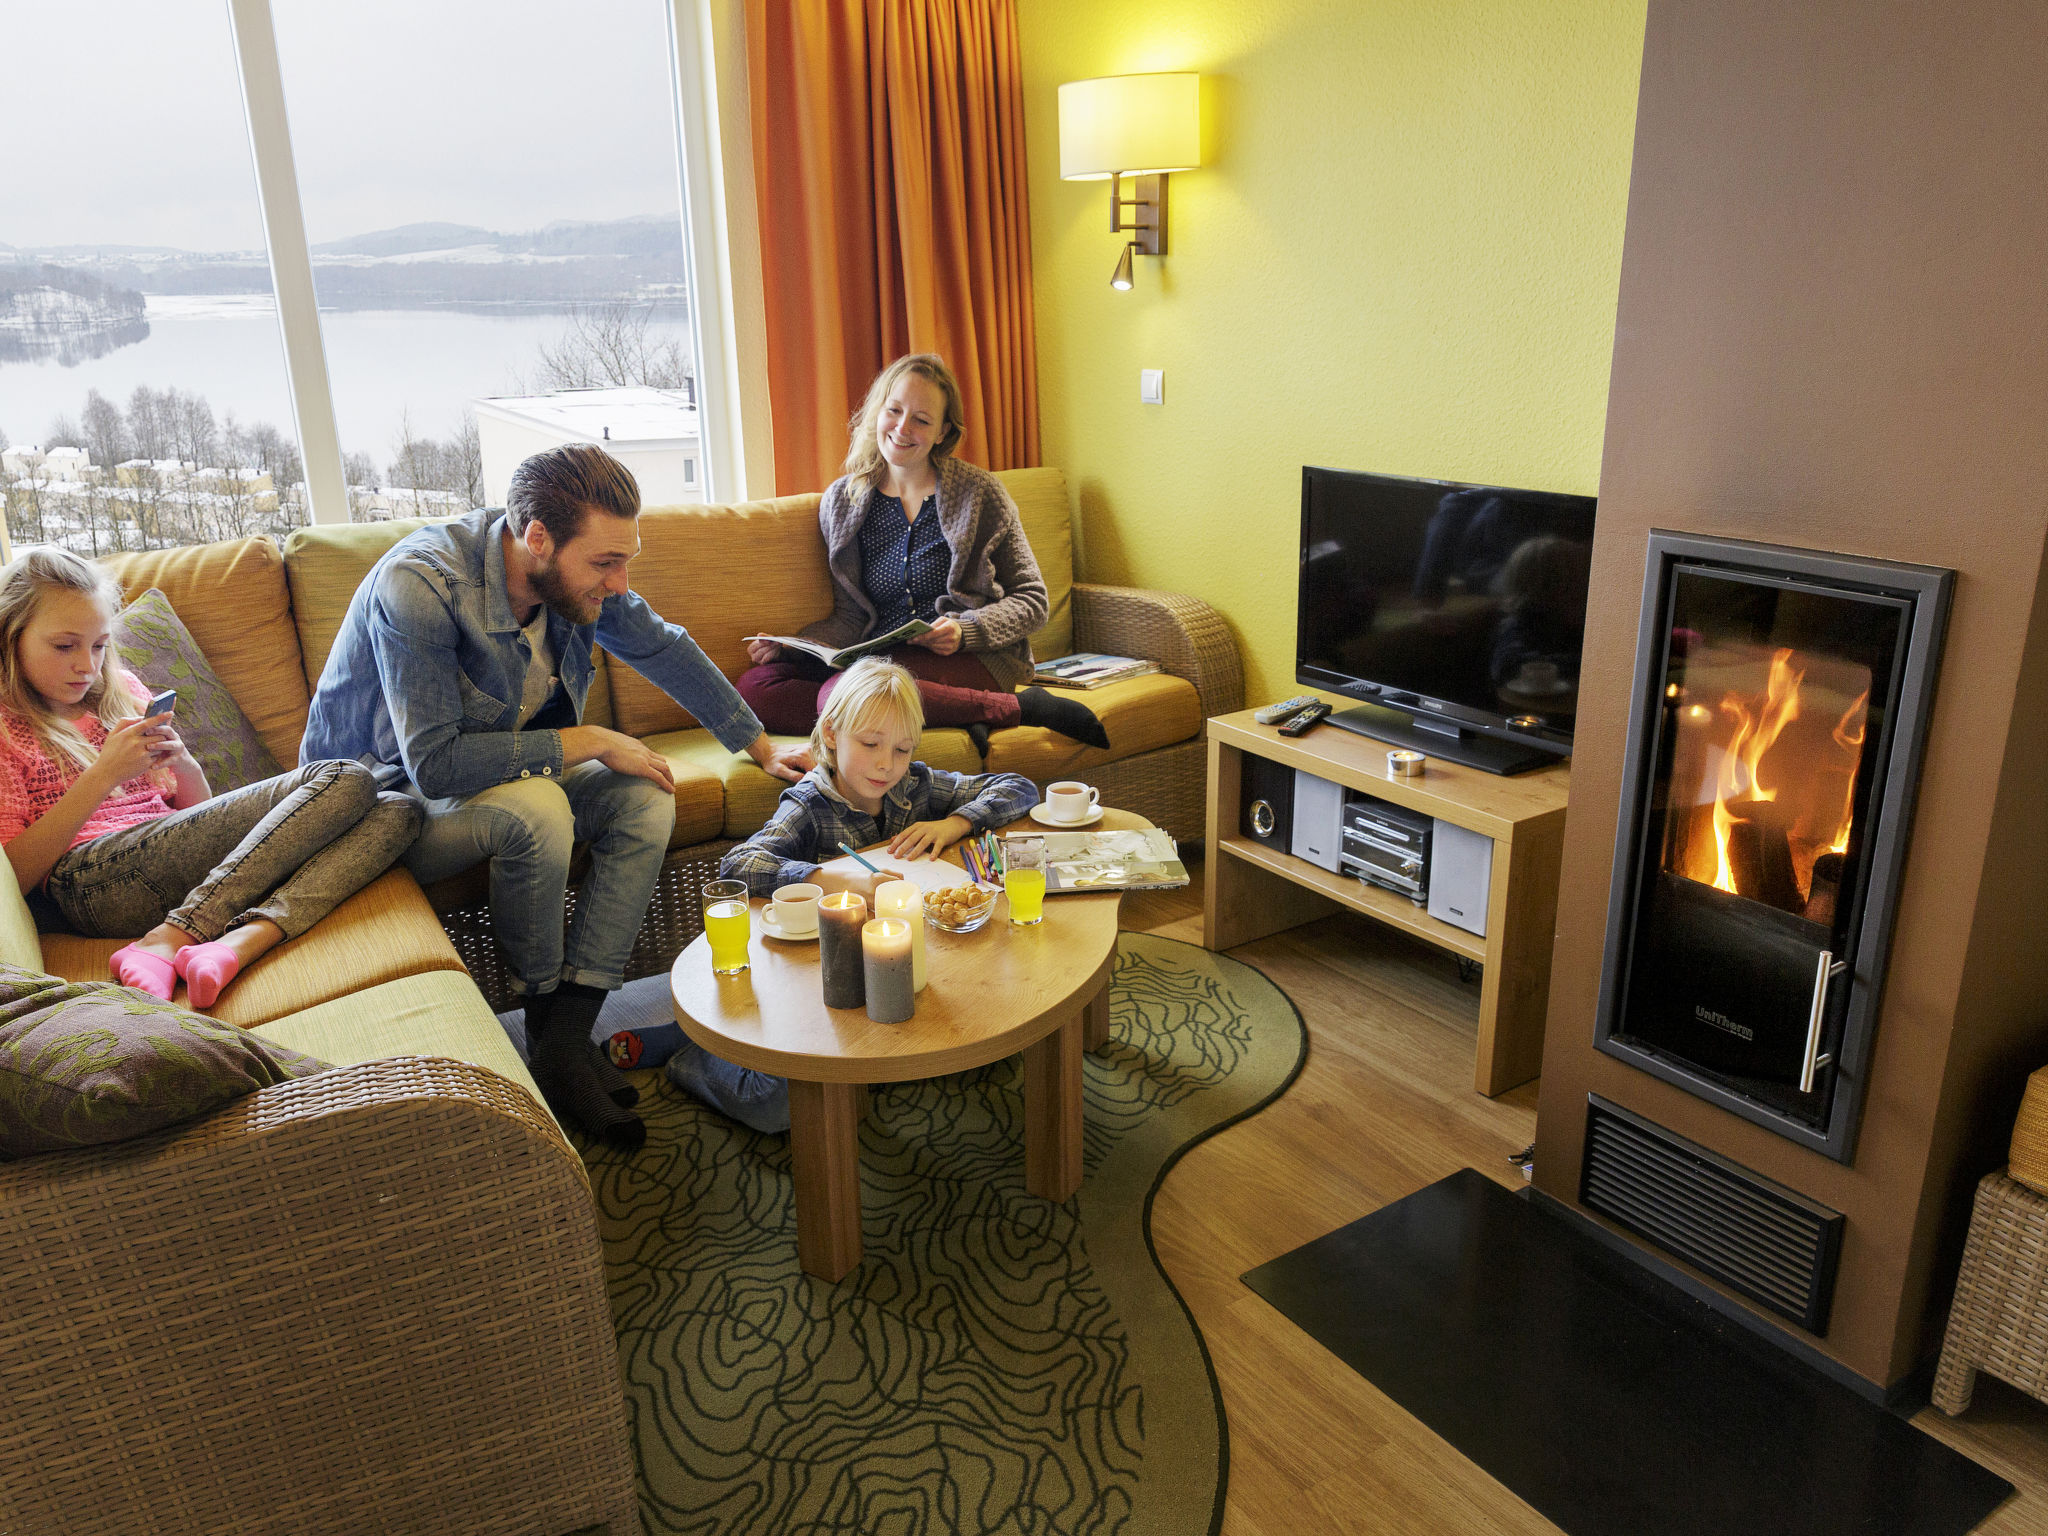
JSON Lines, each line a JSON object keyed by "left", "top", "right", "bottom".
{"left": 146, "top": 688, "right": 178, "bottom": 718}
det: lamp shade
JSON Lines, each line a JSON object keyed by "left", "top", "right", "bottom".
{"left": 1058, "top": 73, "right": 1200, "bottom": 181}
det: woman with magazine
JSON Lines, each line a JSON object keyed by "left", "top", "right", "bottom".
{"left": 737, "top": 353, "right": 1110, "bottom": 755}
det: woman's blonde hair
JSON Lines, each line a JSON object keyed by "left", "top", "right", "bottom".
{"left": 811, "top": 658, "right": 925, "bottom": 780}
{"left": 0, "top": 548, "right": 145, "bottom": 777}
{"left": 841, "top": 353, "right": 967, "bottom": 498}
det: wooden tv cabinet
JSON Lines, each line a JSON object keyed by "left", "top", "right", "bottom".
{"left": 1203, "top": 707, "right": 1571, "bottom": 1096}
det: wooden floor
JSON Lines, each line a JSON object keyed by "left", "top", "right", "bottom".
{"left": 1116, "top": 878, "right": 2048, "bottom": 1536}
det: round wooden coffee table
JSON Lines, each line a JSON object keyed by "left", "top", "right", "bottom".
{"left": 669, "top": 811, "right": 1146, "bottom": 1280}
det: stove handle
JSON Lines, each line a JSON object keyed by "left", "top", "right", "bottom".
{"left": 1801, "top": 951, "right": 1849, "bottom": 1095}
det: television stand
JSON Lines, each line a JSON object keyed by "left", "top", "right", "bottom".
{"left": 1205, "top": 707, "right": 1570, "bottom": 1095}
{"left": 1325, "top": 701, "right": 1560, "bottom": 776}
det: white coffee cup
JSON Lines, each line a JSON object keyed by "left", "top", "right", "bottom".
{"left": 771, "top": 882, "right": 823, "bottom": 934}
{"left": 1045, "top": 781, "right": 1100, "bottom": 824}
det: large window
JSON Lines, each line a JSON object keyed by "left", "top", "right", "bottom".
{"left": 272, "top": 0, "right": 706, "bottom": 518}
{"left": 0, "top": 0, "right": 722, "bottom": 546}
{"left": 0, "top": 0, "right": 307, "bottom": 551}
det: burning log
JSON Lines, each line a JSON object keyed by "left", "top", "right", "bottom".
{"left": 1806, "top": 850, "right": 1845, "bottom": 929}
{"left": 1723, "top": 798, "right": 1803, "bottom": 912}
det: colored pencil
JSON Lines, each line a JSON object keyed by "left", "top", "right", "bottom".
{"left": 838, "top": 841, "right": 882, "bottom": 874}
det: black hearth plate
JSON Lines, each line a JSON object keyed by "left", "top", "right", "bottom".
{"left": 1241, "top": 1170, "right": 2011, "bottom": 1536}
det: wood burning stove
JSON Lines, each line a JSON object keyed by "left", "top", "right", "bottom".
{"left": 1595, "top": 533, "right": 1951, "bottom": 1162}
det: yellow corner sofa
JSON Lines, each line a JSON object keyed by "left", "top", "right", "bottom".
{"left": 0, "top": 466, "right": 1238, "bottom": 1536}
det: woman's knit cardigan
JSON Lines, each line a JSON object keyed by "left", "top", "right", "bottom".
{"left": 800, "top": 456, "right": 1050, "bottom": 689}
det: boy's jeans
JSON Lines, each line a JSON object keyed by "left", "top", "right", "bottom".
{"left": 403, "top": 761, "right": 674, "bottom": 997}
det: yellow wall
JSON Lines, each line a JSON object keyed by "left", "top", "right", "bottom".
{"left": 1019, "top": 0, "right": 1648, "bottom": 704}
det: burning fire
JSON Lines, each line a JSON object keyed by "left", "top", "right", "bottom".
{"left": 1708, "top": 649, "right": 1805, "bottom": 895}
{"left": 1667, "top": 644, "right": 1870, "bottom": 916}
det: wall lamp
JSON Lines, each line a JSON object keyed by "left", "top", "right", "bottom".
{"left": 1057, "top": 73, "right": 1200, "bottom": 291}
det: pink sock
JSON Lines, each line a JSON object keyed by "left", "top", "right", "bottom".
{"left": 110, "top": 944, "right": 177, "bottom": 1001}
{"left": 173, "top": 942, "right": 244, "bottom": 1009}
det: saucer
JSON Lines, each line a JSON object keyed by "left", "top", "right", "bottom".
{"left": 759, "top": 910, "right": 820, "bottom": 943}
{"left": 1030, "top": 802, "right": 1103, "bottom": 829}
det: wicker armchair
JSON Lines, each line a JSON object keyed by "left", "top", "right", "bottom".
{"left": 1933, "top": 1168, "right": 2048, "bottom": 1416}
{"left": 0, "top": 1058, "right": 637, "bottom": 1536}
{"left": 1069, "top": 582, "right": 1243, "bottom": 844}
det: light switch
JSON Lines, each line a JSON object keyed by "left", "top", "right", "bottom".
{"left": 1140, "top": 369, "right": 1164, "bottom": 405}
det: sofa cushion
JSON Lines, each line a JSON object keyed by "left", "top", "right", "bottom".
{"left": 114, "top": 588, "right": 284, "bottom": 792}
{"left": 649, "top": 726, "right": 982, "bottom": 840}
{"left": 281, "top": 517, "right": 441, "bottom": 691}
{"left": 0, "top": 870, "right": 43, "bottom": 974}
{"left": 0, "top": 964, "right": 328, "bottom": 1159}
{"left": 2010, "top": 1065, "right": 2048, "bottom": 1195}
{"left": 254, "top": 968, "right": 559, "bottom": 1137}
{"left": 983, "top": 672, "right": 1204, "bottom": 784}
{"left": 608, "top": 495, "right": 834, "bottom": 737}
{"left": 995, "top": 467, "right": 1074, "bottom": 664}
{"left": 101, "top": 538, "right": 310, "bottom": 770}
{"left": 39, "top": 868, "right": 466, "bottom": 1029}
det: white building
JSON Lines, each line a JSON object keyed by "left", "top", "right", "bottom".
{"left": 1, "top": 445, "right": 45, "bottom": 477}
{"left": 41, "top": 447, "right": 91, "bottom": 482}
{"left": 475, "top": 387, "right": 702, "bottom": 510}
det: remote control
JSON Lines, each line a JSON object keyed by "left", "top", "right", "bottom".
{"left": 1254, "top": 694, "right": 1322, "bottom": 726}
{"left": 1277, "top": 701, "right": 1333, "bottom": 737}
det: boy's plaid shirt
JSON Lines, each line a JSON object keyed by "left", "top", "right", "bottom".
{"left": 720, "top": 762, "right": 1040, "bottom": 896}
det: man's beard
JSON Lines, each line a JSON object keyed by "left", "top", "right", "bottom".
{"left": 531, "top": 558, "right": 604, "bottom": 625}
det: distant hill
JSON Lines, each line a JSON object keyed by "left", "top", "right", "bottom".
{"left": 312, "top": 222, "right": 499, "bottom": 258}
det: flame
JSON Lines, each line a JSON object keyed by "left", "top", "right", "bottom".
{"left": 1708, "top": 649, "right": 1805, "bottom": 893}
{"left": 1827, "top": 689, "right": 1869, "bottom": 855}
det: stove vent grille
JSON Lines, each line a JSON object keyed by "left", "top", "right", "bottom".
{"left": 1581, "top": 1097, "right": 1844, "bottom": 1333}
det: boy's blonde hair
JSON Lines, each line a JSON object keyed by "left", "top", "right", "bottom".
{"left": 0, "top": 547, "right": 145, "bottom": 777}
{"left": 811, "top": 658, "right": 924, "bottom": 778}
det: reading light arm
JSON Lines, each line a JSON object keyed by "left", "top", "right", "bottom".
{"left": 1109, "top": 171, "right": 1168, "bottom": 257}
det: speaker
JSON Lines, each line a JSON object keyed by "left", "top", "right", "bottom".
{"left": 1290, "top": 770, "right": 1348, "bottom": 873}
{"left": 1240, "top": 755, "right": 1295, "bottom": 849}
{"left": 1427, "top": 818, "right": 1493, "bottom": 937}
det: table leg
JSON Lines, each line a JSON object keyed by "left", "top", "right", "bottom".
{"left": 788, "top": 1079, "right": 863, "bottom": 1280}
{"left": 1083, "top": 980, "right": 1112, "bottom": 1054}
{"left": 1023, "top": 1011, "right": 1085, "bottom": 1201}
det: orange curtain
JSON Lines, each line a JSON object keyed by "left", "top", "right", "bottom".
{"left": 748, "top": 0, "right": 1040, "bottom": 494}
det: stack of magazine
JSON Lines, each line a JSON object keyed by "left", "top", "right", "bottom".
{"left": 1032, "top": 652, "right": 1161, "bottom": 689}
{"left": 1002, "top": 828, "right": 1189, "bottom": 894}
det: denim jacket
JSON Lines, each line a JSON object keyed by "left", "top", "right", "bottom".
{"left": 301, "top": 509, "right": 762, "bottom": 798}
{"left": 721, "top": 763, "right": 1039, "bottom": 896}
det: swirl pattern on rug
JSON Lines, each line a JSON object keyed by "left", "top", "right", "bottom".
{"left": 589, "top": 934, "right": 1303, "bottom": 1536}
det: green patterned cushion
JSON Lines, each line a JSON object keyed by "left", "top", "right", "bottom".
{"left": 0, "top": 964, "right": 328, "bottom": 1159}
{"left": 114, "top": 587, "right": 283, "bottom": 793}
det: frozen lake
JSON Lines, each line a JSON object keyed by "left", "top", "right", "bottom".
{"left": 0, "top": 294, "right": 691, "bottom": 465}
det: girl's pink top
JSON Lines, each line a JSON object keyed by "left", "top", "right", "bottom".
{"left": 0, "top": 683, "right": 175, "bottom": 852}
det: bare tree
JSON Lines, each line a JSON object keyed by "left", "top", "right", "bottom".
{"left": 128, "top": 385, "right": 172, "bottom": 461}
{"left": 81, "top": 389, "right": 129, "bottom": 480}
{"left": 170, "top": 388, "right": 217, "bottom": 471}
{"left": 44, "top": 413, "right": 84, "bottom": 450}
{"left": 530, "top": 301, "right": 693, "bottom": 394}
{"left": 454, "top": 412, "right": 484, "bottom": 507}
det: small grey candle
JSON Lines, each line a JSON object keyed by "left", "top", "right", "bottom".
{"left": 818, "top": 892, "right": 868, "bottom": 1009}
{"left": 862, "top": 917, "right": 915, "bottom": 1024}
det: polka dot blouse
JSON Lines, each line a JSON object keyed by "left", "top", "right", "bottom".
{"left": 859, "top": 492, "right": 951, "bottom": 635}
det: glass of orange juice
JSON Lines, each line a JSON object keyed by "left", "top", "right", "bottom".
{"left": 704, "top": 879, "right": 752, "bottom": 974}
{"left": 1004, "top": 836, "right": 1047, "bottom": 926}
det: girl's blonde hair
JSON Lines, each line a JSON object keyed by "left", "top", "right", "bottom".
{"left": 0, "top": 548, "right": 145, "bottom": 777}
{"left": 841, "top": 353, "right": 967, "bottom": 499}
{"left": 811, "top": 658, "right": 924, "bottom": 779}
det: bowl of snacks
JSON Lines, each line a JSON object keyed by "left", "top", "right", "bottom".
{"left": 924, "top": 881, "right": 1002, "bottom": 933}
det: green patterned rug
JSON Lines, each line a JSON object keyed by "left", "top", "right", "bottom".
{"left": 585, "top": 933, "right": 1307, "bottom": 1536}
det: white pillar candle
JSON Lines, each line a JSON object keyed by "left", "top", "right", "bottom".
{"left": 874, "top": 880, "right": 928, "bottom": 992}
{"left": 862, "top": 917, "right": 915, "bottom": 1024}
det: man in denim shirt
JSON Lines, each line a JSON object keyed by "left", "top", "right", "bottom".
{"left": 303, "top": 444, "right": 809, "bottom": 1150}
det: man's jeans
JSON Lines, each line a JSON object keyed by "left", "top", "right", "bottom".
{"left": 404, "top": 762, "right": 675, "bottom": 996}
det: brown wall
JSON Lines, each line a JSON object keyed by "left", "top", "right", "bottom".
{"left": 1532, "top": 0, "right": 2048, "bottom": 1387}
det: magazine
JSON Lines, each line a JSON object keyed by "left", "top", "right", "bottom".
{"left": 1031, "top": 652, "right": 1161, "bottom": 690}
{"left": 748, "top": 618, "right": 932, "bottom": 670}
{"left": 1004, "top": 828, "right": 1190, "bottom": 894}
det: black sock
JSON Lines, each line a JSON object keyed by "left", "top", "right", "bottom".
{"left": 526, "top": 989, "right": 644, "bottom": 1151}
{"left": 551, "top": 982, "right": 638, "bottom": 1109}
{"left": 965, "top": 722, "right": 992, "bottom": 759}
{"left": 1017, "top": 686, "right": 1111, "bottom": 749}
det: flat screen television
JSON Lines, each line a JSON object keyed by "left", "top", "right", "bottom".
{"left": 1297, "top": 466, "right": 1596, "bottom": 774}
